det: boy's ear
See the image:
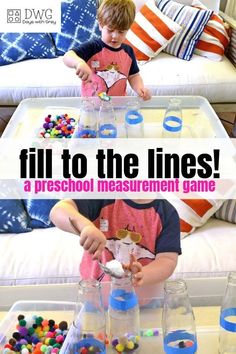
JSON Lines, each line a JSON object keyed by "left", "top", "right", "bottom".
{"left": 98, "top": 22, "right": 103, "bottom": 31}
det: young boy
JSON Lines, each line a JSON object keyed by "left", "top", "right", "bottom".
{"left": 50, "top": 199, "right": 181, "bottom": 287}
{"left": 63, "top": 0, "right": 151, "bottom": 100}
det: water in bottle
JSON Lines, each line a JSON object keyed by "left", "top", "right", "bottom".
{"left": 125, "top": 99, "right": 144, "bottom": 138}
{"left": 98, "top": 100, "right": 117, "bottom": 138}
{"left": 162, "top": 279, "right": 197, "bottom": 353}
{"left": 72, "top": 279, "right": 106, "bottom": 354}
{"left": 73, "top": 99, "right": 97, "bottom": 138}
{"left": 162, "top": 98, "right": 183, "bottom": 138}
{"left": 219, "top": 272, "right": 236, "bottom": 354}
{"left": 108, "top": 271, "right": 140, "bottom": 353}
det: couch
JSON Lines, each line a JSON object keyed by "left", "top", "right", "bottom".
{"left": 0, "top": 196, "right": 236, "bottom": 291}
{"left": 0, "top": 0, "right": 236, "bottom": 136}
{"left": 0, "top": 0, "right": 236, "bottom": 296}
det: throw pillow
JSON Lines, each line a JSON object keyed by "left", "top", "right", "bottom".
{"left": 51, "top": 0, "right": 101, "bottom": 56}
{"left": 0, "top": 181, "right": 31, "bottom": 233}
{"left": 156, "top": 0, "right": 213, "bottom": 60}
{"left": 215, "top": 200, "right": 236, "bottom": 223}
{"left": 192, "top": 1, "right": 230, "bottom": 61}
{"left": 0, "top": 33, "right": 56, "bottom": 66}
{"left": 23, "top": 199, "right": 58, "bottom": 229}
{"left": 125, "top": 0, "right": 182, "bottom": 61}
{"left": 169, "top": 198, "right": 224, "bottom": 238}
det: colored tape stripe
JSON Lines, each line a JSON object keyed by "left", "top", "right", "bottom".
{"left": 220, "top": 308, "right": 236, "bottom": 332}
{"left": 109, "top": 289, "right": 138, "bottom": 311}
{"left": 163, "top": 116, "right": 182, "bottom": 132}
{"left": 74, "top": 338, "right": 106, "bottom": 354}
{"left": 125, "top": 110, "right": 144, "bottom": 125}
{"left": 164, "top": 330, "right": 197, "bottom": 353}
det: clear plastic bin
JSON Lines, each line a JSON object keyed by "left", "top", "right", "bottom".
{"left": 0, "top": 300, "right": 78, "bottom": 353}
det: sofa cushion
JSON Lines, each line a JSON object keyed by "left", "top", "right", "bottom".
{"left": 51, "top": 0, "right": 100, "bottom": 56}
{"left": 175, "top": 218, "right": 236, "bottom": 276}
{"left": 156, "top": 0, "right": 213, "bottom": 60}
{"left": 192, "top": 0, "right": 230, "bottom": 61}
{"left": 0, "top": 54, "right": 236, "bottom": 105}
{"left": 0, "top": 219, "right": 235, "bottom": 283}
{"left": 0, "top": 33, "right": 56, "bottom": 66}
{"left": 125, "top": 0, "right": 181, "bottom": 61}
{"left": 215, "top": 200, "right": 236, "bottom": 223}
{"left": 169, "top": 198, "right": 224, "bottom": 238}
{"left": 23, "top": 199, "right": 58, "bottom": 229}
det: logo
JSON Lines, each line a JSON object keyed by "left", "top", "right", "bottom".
{"left": 7, "top": 9, "right": 21, "bottom": 23}
{"left": 0, "top": 1, "right": 61, "bottom": 32}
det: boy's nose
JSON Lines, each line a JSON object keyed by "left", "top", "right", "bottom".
{"left": 112, "top": 31, "right": 119, "bottom": 39}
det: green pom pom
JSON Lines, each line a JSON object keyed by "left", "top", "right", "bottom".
{"left": 35, "top": 316, "right": 44, "bottom": 325}
{"left": 28, "top": 327, "right": 35, "bottom": 335}
{"left": 19, "top": 319, "right": 27, "bottom": 326}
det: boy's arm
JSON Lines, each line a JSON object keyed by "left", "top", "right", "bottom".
{"left": 63, "top": 50, "right": 92, "bottom": 82}
{"left": 128, "top": 73, "right": 151, "bottom": 101}
{"left": 50, "top": 199, "right": 93, "bottom": 234}
{"left": 50, "top": 199, "right": 106, "bottom": 259}
{"left": 142, "top": 252, "right": 178, "bottom": 286}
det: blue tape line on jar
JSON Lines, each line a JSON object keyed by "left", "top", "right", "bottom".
{"left": 163, "top": 116, "right": 182, "bottom": 132}
{"left": 109, "top": 289, "right": 138, "bottom": 311}
{"left": 164, "top": 330, "right": 197, "bottom": 353}
{"left": 73, "top": 338, "right": 106, "bottom": 354}
{"left": 125, "top": 110, "right": 143, "bottom": 125}
{"left": 220, "top": 308, "right": 236, "bottom": 332}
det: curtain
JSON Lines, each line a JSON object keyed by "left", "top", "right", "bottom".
{"left": 225, "top": 0, "right": 236, "bottom": 19}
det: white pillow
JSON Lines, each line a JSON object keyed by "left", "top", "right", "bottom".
{"left": 133, "top": 0, "right": 220, "bottom": 12}
{"left": 133, "top": 0, "right": 147, "bottom": 11}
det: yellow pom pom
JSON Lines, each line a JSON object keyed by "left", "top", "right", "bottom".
{"left": 115, "top": 343, "right": 125, "bottom": 352}
{"left": 135, "top": 335, "right": 140, "bottom": 342}
{"left": 127, "top": 341, "right": 135, "bottom": 349}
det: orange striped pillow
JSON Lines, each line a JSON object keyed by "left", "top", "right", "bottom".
{"left": 193, "top": 4, "right": 230, "bottom": 61}
{"left": 169, "top": 199, "right": 224, "bottom": 238}
{"left": 125, "top": 0, "right": 181, "bottom": 61}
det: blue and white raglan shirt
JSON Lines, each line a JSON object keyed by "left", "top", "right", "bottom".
{"left": 73, "top": 199, "right": 181, "bottom": 280}
{"left": 72, "top": 39, "right": 139, "bottom": 96}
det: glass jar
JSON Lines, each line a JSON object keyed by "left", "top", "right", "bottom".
{"left": 108, "top": 272, "right": 140, "bottom": 353}
{"left": 98, "top": 101, "right": 117, "bottom": 138}
{"left": 72, "top": 279, "right": 106, "bottom": 354}
{"left": 162, "top": 279, "right": 197, "bottom": 353}
{"left": 162, "top": 98, "right": 183, "bottom": 138}
{"left": 219, "top": 272, "right": 236, "bottom": 354}
{"left": 73, "top": 99, "right": 97, "bottom": 138}
{"left": 125, "top": 99, "right": 144, "bottom": 138}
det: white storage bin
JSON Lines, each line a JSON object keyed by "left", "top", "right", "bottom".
{"left": 0, "top": 300, "right": 78, "bottom": 353}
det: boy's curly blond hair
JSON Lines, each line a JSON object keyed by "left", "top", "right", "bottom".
{"left": 97, "top": 0, "right": 136, "bottom": 30}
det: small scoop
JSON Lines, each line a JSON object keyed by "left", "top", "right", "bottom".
{"left": 69, "top": 218, "right": 124, "bottom": 279}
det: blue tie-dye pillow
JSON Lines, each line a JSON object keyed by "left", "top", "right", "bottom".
{"left": 23, "top": 199, "right": 58, "bottom": 228}
{"left": 0, "top": 200, "right": 32, "bottom": 233}
{"left": 51, "top": 0, "right": 101, "bottom": 56}
{"left": 0, "top": 182, "right": 31, "bottom": 233}
{"left": 0, "top": 33, "right": 56, "bottom": 66}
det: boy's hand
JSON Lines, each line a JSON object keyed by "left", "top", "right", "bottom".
{"left": 136, "top": 87, "right": 151, "bottom": 101}
{"left": 80, "top": 224, "right": 106, "bottom": 260}
{"left": 124, "top": 254, "right": 144, "bottom": 287}
{"left": 75, "top": 61, "right": 92, "bottom": 83}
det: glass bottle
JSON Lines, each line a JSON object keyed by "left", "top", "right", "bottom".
{"left": 162, "top": 98, "right": 183, "bottom": 138}
{"left": 162, "top": 279, "right": 197, "bottom": 353}
{"left": 73, "top": 99, "right": 97, "bottom": 138}
{"left": 98, "top": 101, "right": 117, "bottom": 138}
{"left": 108, "top": 272, "right": 140, "bottom": 353}
{"left": 72, "top": 279, "right": 106, "bottom": 354}
{"left": 125, "top": 99, "right": 144, "bottom": 138}
{"left": 219, "top": 272, "right": 236, "bottom": 354}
